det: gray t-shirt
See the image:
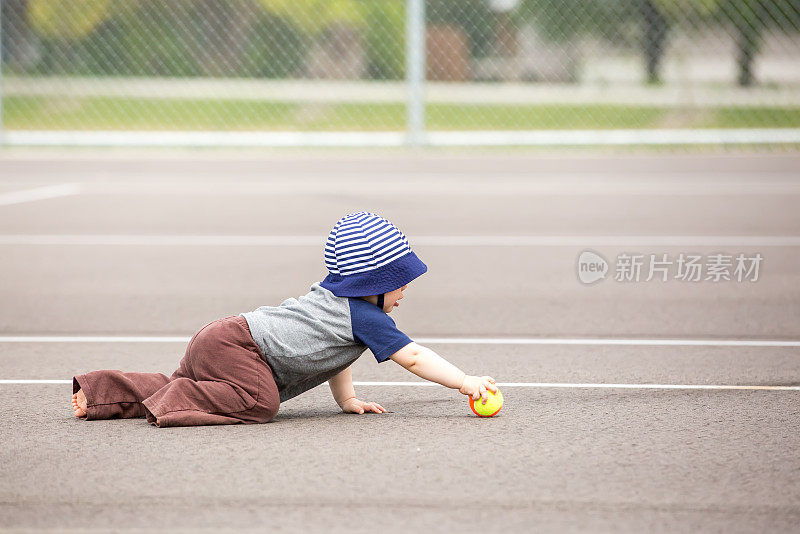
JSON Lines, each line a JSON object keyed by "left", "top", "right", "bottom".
{"left": 241, "top": 282, "right": 413, "bottom": 402}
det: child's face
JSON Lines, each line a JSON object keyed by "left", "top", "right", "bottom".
{"left": 383, "top": 284, "right": 407, "bottom": 313}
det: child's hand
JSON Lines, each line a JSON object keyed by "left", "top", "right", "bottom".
{"left": 459, "top": 375, "right": 498, "bottom": 404}
{"left": 340, "top": 397, "right": 387, "bottom": 414}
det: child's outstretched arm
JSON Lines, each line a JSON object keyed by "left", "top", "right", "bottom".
{"left": 328, "top": 365, "right": 387, "bottom": 414}
{"left": 390, "top": 342, "right": 497, "bottom": 403}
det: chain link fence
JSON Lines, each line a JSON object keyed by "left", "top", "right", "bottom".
{"left": 1, "top": 0, "right": 799, "bottom": 147}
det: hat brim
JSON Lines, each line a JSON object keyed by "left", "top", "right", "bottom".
{"left": 320, "top": 251, "right": 427, "bottom": 297}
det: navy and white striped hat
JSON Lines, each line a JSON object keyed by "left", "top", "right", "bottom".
{"left": 320, "top": 212, "right": 427, "bottom": 297}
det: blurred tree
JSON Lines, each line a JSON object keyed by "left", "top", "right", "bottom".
{"left": 26, "top": 0, "right": 118, "bottom": 73}
{"left": 25, "top": 0, "right": 306, "bottom": 78}
{"left": 652, "top": 0, "right": 718, "bottom": 19}
{"left": 259, "top": 0, "right": 368, "bottom": 78}
{"left": 514, "top": 0, "right": 633, "bottom": 83}
{"left": 655, "top": 0, "right": 800, "bottom": 86}
{"left": 518, "top": 0, "right": 628, "bottom": 42}
{"left": 240, "top": 13, "right": 308, "bottom": 78}
{"left": 365, "top": 0, "right": 405, "bottom": 80}
{"left": 260, "top": 0, "right": 411, "bottom": 80}
{"left": 719, "top": 0, "right": 768, "bottom": 86}
{"left": 640, "top": 0, "right": 670, "bottom": 83}
{"left": 27, "top": 0, "right": 113, "bottom": 40}
{"left": 77, "top": 1, "right": 210, "bottom": 76}
{"left": 258, "top": 0, "right": 366, "bottom": 35}
{"left": 2, "top": 0, "right": 38, "bottom": 70}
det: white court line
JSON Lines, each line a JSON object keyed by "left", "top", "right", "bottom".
{"left": 1, "top": 235, "right": 799, "bottom": 247}
{"left": 2, "top": 379, "right": 798, "bottom": 391}
{"left": 0, "top": 183, "right": 82, "bottom": 207}
{"left": 0, "top": 336, "right": 191, "bottom": 343}
{"left": 0, "top": 336, "right": 798, "bottom": 347}
{"left": 417, "top": 338, "right": 800, "bottom": 347}
{"left": 2, "top": 380, "right": 69, "bottom": 384}
{"left": 76, "top": 180, "right": 800, "bottom": 196}
{"left": 356, "top": 381, "right": 800, "bottom": 391}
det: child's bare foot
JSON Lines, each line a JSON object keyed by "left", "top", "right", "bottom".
{"left": 71, "top": 389, "right": 87, "bottom": 418}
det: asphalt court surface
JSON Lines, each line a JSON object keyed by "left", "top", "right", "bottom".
{"left": 1, "top": 152, "right": 799, "bottom": 532}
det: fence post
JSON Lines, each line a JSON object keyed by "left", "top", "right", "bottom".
{"left": 406, "top": 0, "right": 425, "bottom": 146}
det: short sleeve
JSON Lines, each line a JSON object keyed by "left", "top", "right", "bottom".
{"left": 348, "top": 298, "right": 413, "bottom": 363}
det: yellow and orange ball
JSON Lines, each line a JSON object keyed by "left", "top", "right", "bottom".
{"left": 469, "top": 388, "right": 503, "bottom": 417}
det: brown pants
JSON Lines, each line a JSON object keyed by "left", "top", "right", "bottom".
{"left": 73, "top": 316, "right": 279, "bottom": 427}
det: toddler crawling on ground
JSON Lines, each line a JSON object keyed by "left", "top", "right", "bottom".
{"left": 72, "top": 212, "right": 496, "bottom": 426}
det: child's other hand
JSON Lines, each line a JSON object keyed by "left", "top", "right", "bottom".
{"left": 341, "top": 397, "right": 387, "bottom": 414}
{"left": 459, "top": 375, "right": 498, "bottom": 404}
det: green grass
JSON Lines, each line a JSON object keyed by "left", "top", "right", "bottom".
{"left": 4, "top": 96, "right": 800, "bottom": 130}
{"left": 713, "top": 107, "right": 800, "bottom": 128}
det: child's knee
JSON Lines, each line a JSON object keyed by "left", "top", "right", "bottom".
{"left": 252, "top": 391, "right": 280, "bottom": 423}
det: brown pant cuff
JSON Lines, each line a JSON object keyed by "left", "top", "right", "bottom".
{"left": 142, "top": 398, "right": 161, "bottom": 426}
{"left": 72, "top": 374, "right": 100, "bottom": 420}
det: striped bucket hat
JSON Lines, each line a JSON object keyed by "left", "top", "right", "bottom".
{"left": 320, "top": 212, "right": 427, "bottom": 298}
